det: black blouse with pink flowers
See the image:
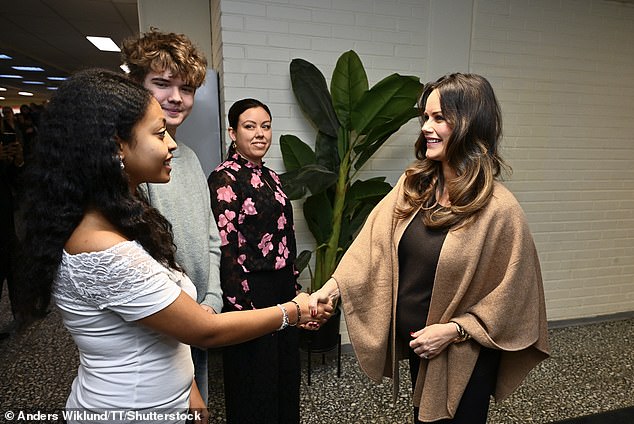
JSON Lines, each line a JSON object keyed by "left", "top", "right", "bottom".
{"left": 208, "top": 151, "right": 299, "bottom": 311}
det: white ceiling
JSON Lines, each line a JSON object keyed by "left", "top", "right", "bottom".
{"left": 0, "top": 0, "right": 139, "bottom": 106}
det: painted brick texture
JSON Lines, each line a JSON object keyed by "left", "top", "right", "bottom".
{"left": 471, "top": 0, "right": 634, "bottom": 321}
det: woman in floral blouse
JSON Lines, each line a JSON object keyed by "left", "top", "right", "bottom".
{"left": 208, "top": 98, "right": 301, "bottom": 424}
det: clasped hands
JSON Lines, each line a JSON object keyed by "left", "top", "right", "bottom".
{"left": 290, "top": 289, "right": 334, "bottom": 330}
{"left": 297, "top": 277, "right": 340, "bottom": 331}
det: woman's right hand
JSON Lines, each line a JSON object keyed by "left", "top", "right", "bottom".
{"left": 292, "top": 292, "right": 333, "bottom": 328}
{"left": 308, "top": 278, "right": 340, "bottom": 317}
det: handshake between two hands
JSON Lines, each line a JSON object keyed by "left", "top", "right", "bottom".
{"left": 292, "top": 277, "right": 340, "bottom": 331}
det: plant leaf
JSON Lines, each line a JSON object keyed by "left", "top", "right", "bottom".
{"left": 295, "top": 250, "right": 312, "bottom": 274}
{"left": 351, "top": 74, "right": 423, "bottom": 136}
{"left": 300, "top": 165, "right": 338, "bottom": 195}
{"left": 290, "top": 58, "right": 340, "bottom": 138}
{"left": 353, "top": 136, "right": 388, "bottom": 171}
{"left": 280, "top": 134, "right": 316, "bottom": 172}
{"left": 304, "top": 191, "right": 333, "bottom": 244}
{"left": 353, "top": 106, "right": 420, "bottom": 170}
{"left": 343, "top": 178, "right": 392, "bottom": 217}
{"left": 279, "top": 164, "right": 338, "bottom": 200}
{"left": 339, "top": 178, "right": 392, "bottom": 251}
{"left": 314, "top": 131, "right": 340, "bottom": 172}
{"left": 339, "top": 202, "right": 375, "bottom": 252}
{"left": 279, "top": 169, "right": 308, "bottom": 200}
{"left": 331, "top": 50, "right": 368, "bottom": 131}
{"left": 347, "top": 178, "right": 392, "bottom": 202}
{"left": 337, "top": 126, "right": 349, "bottom": 161}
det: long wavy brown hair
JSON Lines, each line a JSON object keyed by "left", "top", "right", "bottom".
{"left": 397, "top": 73, "right": 510, "bottom": 229}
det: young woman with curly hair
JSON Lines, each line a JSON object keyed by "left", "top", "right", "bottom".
{"left": 16, "top": 69, "right": 329, "bottom": 424}
{"left": 310, "top": 73, "right": 549, "bottom": 424}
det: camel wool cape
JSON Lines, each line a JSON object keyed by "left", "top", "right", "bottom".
{"left": 333, "top": 175, "right": 550, "bottom": 422}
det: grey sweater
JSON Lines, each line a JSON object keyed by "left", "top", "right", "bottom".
{"left": 141, "top": 142, "right": 223, "bottom": 312}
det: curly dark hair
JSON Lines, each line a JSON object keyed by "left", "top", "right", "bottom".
{"left": 15, "top": 68, "right": 180, "bottom": 318}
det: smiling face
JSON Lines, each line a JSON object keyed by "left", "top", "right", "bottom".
{"left": 229, "top": 106, "right": 272, "bottom": 165}
{"left": 422, "top": 89, "right": 453, "bottom": 165}
{"left": 120, "top": 98, "right": 177, "bottom": 189}
{"left": 142, "top": 70, "right": 196, "bottom": 135}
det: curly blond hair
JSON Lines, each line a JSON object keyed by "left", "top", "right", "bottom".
{"left": 121, "top": 29, "right": 207, "bottom": 87}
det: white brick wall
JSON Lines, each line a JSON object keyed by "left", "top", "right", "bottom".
{"left": 471, "top": 0, "right": 634, "bottom": 321}
{"left": 212, "top": 0, "right": 634, "bottom": 324}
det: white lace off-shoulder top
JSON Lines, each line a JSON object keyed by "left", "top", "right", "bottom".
{"left": 53, "top": 241, "right": 197, "bottom": 423}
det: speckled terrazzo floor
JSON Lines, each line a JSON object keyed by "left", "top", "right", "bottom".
{"left": 0, "top": 292, "right": 632, "bottom": 423}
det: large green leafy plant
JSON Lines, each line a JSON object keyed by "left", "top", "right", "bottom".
{"left": 280, "top": 50, "right": 423, "bottom": 292}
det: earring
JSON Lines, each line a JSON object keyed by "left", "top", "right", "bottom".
{"left": 119, "top": 156, "right": 125, "bottom": 170}
{"left": 231, "top": 141, "right": 237, "bottom": 150}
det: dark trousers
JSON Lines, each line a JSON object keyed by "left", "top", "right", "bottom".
{"left": 409, "top": 345, "right": 501, "bottom": 424}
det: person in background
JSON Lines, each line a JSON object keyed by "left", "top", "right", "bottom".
{"left": 208, "top": 98, "right": 302, "bottom": 423}
{"left": 15, "top": 104, "right": 37, "bottom": 158}
{"left": 310, "top": 73, "right": 549, "bottom": 423}
{"left": 1, "top": 107, "right": 18, "bottom": 132}
{"left": 28, "top": 102, "right": 43, "bottom": 128}
{"left": 16, "top": 68, "right": 330, "bottom": 424}
{"left": 120, "top": 29, "right": 222, "bottom": 406}
{"left": 0, "top": 109, "right": 24, "bottom": 338}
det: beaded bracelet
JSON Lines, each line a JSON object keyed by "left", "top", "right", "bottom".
{"left": 289, "top": 300, "right": 301, "bottom": 326}
{"left": 276, "top": 304, "right": 289, "bottom": 331}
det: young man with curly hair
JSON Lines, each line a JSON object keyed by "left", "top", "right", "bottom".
{"left": 121, "top": 29, "right": 222, "bottom": 407}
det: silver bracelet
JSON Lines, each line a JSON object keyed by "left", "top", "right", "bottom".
{"left": 276, "top": 304, "right": 289, "bottom": 331}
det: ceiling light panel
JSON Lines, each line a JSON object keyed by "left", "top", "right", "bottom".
{"left": 86, "top": 36, "right": 121, "bottom": 52}
{"left": 12, "top": 66, "right": 45, "bottom": 72}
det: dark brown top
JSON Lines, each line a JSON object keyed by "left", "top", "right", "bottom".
{"left": 395, "top": 209, "right": 447, "bottom": 342}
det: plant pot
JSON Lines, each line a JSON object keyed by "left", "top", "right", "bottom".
{"left": 299, "top": 306, "right": 341, "bottom": 353}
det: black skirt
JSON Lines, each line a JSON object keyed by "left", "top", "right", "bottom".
{"left": 222, "top": 266, "right": 300, "bottom": 424}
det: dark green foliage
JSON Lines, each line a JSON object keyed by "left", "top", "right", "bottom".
{"left": 280, "top": 51, "right": 423, "bottom": 291}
